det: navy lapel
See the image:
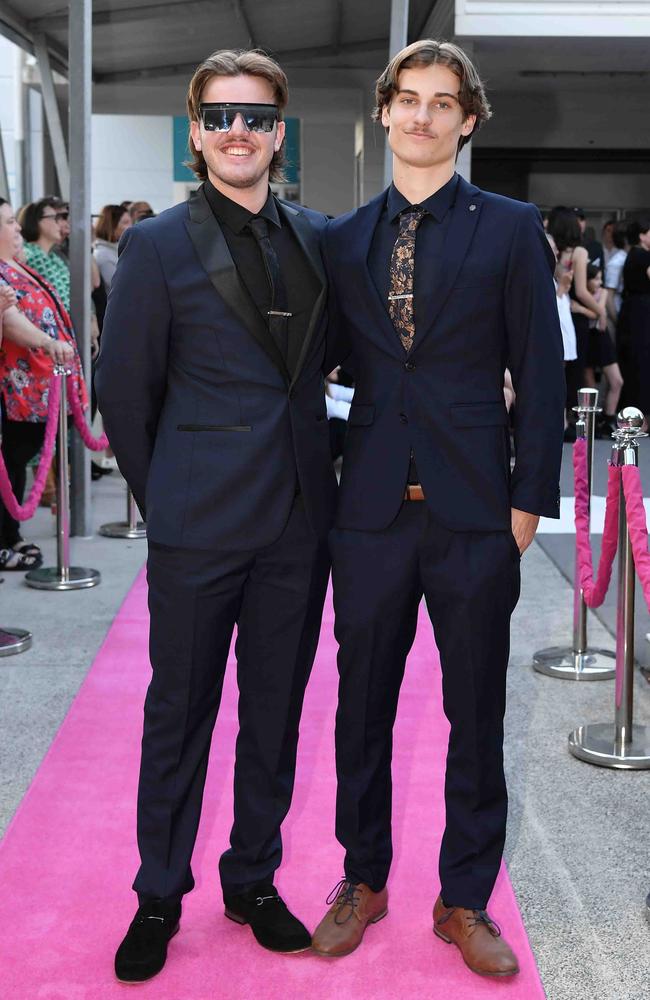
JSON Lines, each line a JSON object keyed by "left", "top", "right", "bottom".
{"left": 356, "top": 189, "right": 406, "bottom": 356}
{"left": 185, "top": 186, "right": 290, "bottom": 382}
{"left": 412, "top": 175, "right": 482, "bottom": 353}
{"left": 276, "top": 199, "right": 327, "bottom": 387}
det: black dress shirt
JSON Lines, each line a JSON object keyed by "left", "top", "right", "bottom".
{"left": 203, "top": 179, "right": 320, "bottom": 377}
{"left": 368, "top": 173, "right": 459, "bottom": 485}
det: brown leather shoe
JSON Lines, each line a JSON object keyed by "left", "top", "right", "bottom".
{"left": 311, "top": 879, "right": 388, "bottom": 957}
{"left": 433, "top": 895, "right": 519, "bottom": 977}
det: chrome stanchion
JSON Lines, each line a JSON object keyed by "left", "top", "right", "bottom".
{"left": 99, "top": 487, "right": 146, "bottom": 539}
{"left": 533, "top": 387, "right": 616, "bottom": 680}
{"left": 25, "top": 368, "right": 101, "bottom": 591}
{"left": 0, "top": 627, "right": 32, "bottom": 656}
{"left": 569, "top": 407, "right": 650, "bottom": 768}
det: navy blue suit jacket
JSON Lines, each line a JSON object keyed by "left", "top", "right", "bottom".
{"left": 95, "top": 186, "right": 337, "bottom": 550}
{"left": 323, "top": 176, "right": 565, "bottom": 533}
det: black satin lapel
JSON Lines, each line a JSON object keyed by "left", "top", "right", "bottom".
{"left": 413, "top": 183, "right": 482, "bottom": 351}
{"left": 185, "top": 188, "right": 290, "bottom": 381}
{"left": 278, "top": 202, "right": 327, "bottom": 385}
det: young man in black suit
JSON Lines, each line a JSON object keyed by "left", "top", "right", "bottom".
{"left": 96, "top": 49, "right": 336, "bottom": 982}
{"left": 312, "top": 40, "right": 564, "bottom": 977}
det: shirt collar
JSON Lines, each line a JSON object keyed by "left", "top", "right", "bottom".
{"left": 204, "top": 179, "right": 281, "bottom": 234}
{"left": 386, "top": 173, "right": 459, "bottom": 224}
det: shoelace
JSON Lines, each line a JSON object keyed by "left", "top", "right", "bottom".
{"left": 325, "top": 878, "right": 361, "bottom": 925}
{"left": 437, "top": 906, "right": 501, "bottom": 937}
{"left": 467, "top": 910, "right": 501, "bottom": 937}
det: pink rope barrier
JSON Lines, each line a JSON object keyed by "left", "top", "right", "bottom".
{"left": 621, "top": 466, "right": 650, "bottom": 612}
{"left": 66, "top": 374, "right": 108, "bottom": 451}
{"left": 0, "top": 374, "right": 61, "bottom": 521}
{"left": 573, "top": 436, "right": 621, "bottom": 608}
{"left": 0, "top": 369, "right": 108, "bottom": 521}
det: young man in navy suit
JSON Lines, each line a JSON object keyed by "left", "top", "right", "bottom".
{"left": 96, "top": 50, "right": 336, "bottom": 981}
{"left": 312, "top": 40, "right": 564, "bottom": 976}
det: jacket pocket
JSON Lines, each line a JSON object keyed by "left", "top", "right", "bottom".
{"left": 177, "top": 424, "right": 252, "bottom": 432}
{"left": 449, "top": 402, "right": 508, "bottom": 428}
{"left": 347, "top": 404, "right": 375, "bottom": 427}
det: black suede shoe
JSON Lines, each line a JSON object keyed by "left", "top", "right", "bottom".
{"left": 223, "top": 883, "right": 311, "bottom": 954}
{"left": 114, "top": 899, "right": 181, "bottom": 983}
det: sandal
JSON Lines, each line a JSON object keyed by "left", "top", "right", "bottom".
{"left": 12, "top": 541, "right": 42, "bottom": 558}
{"left": 0, "top": 548, "right": 42, "bottom": 571}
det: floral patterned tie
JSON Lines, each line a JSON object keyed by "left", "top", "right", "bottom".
{"left": 388, "top": 207, "right": 425, "bottom": 353}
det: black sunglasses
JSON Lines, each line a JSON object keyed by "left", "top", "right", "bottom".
{"left": 199, "top": 103, "right": 279, "bottom": 134}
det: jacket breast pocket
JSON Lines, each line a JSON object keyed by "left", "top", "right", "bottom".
{"left": 449, "top": 402, "right": 508, "bottom": 428}
{"left": 177, "top": 424, "right": 252, "bottom": 432}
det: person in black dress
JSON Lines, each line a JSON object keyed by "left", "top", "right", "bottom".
{"left": 617, "top": 219, "right": 650, "bottom": 414}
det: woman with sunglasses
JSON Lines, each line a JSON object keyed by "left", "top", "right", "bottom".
{"left": 18, "top": 198, "right": 71, "bottom": 311}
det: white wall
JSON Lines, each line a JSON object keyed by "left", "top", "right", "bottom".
{"left": 91, "top": 114, "right": 174, "bottom": 214}
{"left": 0, "top": 36, "right": 20, "bottom": 204}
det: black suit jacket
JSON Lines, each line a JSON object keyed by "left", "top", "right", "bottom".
{"left": 323, "top": 176, "right": 565, "bottom": 532}
{"left": 95, "top": 186, "right": 337, "bottom": 550}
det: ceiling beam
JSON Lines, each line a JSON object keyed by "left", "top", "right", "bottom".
{"left": 414, "top": 0, "right": 439, "bottom": 39}
{"left": 0, "top": 1, "right": 69, "bottom": 75}
{"left": 94, "top": 37, "right": 388, "bottom": 84}
{"left": 30, "top": 1, "right": 219, "bottom": 32}
{"left": 233, "top": 0, "right": 256, "bottom": 48}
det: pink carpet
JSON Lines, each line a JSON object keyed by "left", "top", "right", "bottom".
{"left": 0, "top": 570, "right": 545, "bottom": 999}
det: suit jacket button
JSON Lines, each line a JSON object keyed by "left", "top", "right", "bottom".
{"left": 399, "top": 412, "right": 408, "bottom": 424}
{"left": 405, "top": 361, "right": 416, "bottom": 371}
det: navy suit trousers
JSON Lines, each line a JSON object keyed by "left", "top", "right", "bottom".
{"left": 330, "top": 501, "right": 521, "bottom": 909}
{"left": 134, "top": 496, "right": 330, "bottom": 903}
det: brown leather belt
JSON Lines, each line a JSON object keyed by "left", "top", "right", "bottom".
{"left": 404, "top": 484, "right": 426, "bottom": 501}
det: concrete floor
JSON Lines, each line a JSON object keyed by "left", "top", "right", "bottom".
{"left": 1, "top": 452, "right": 650, "bottom": 999}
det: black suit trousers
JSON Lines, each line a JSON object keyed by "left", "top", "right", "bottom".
{"left": 330, "top": 500, "right": 520, "bottom": 909}
{"left": 133, "top": 496, "right": 330, "bottom": 903}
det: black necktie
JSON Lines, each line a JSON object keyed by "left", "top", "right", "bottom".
{"left": 249, "top": 216, "right": 290, "bottom": 360}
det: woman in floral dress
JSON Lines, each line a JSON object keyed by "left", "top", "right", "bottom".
{"left": 0, "top": 199, "right": 80, "bottom": 570}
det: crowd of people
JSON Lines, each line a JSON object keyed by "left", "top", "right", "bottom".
{"left": 544, "top": 207, "right": 650, "bottom": 439}
{"left": 0, "top": 196, "right": 153, "bottom": 571}
{"left": 1, "top": 185, "right": 649, "bottom": 575}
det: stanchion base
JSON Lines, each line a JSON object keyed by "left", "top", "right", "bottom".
{"left": 568, "top": 723, "right": 650, "bottom": 769}
{"left": 99, "top": 521, "right": 146, "bottom": 539}
{"left": 532, "top": 646, "right": 616, "bottom": 680}
{"left": 24, "top": 567, "right": 101, "bottom": 591}
{"left": 0, "top": 627, "right": 32, "bottom": 657}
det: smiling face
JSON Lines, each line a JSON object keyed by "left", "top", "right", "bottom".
{"left": 381, "top": 63, "right": 476, "bottom": 173}
{"left": 190, "top": 74, "right": 285, "bottom": 194}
